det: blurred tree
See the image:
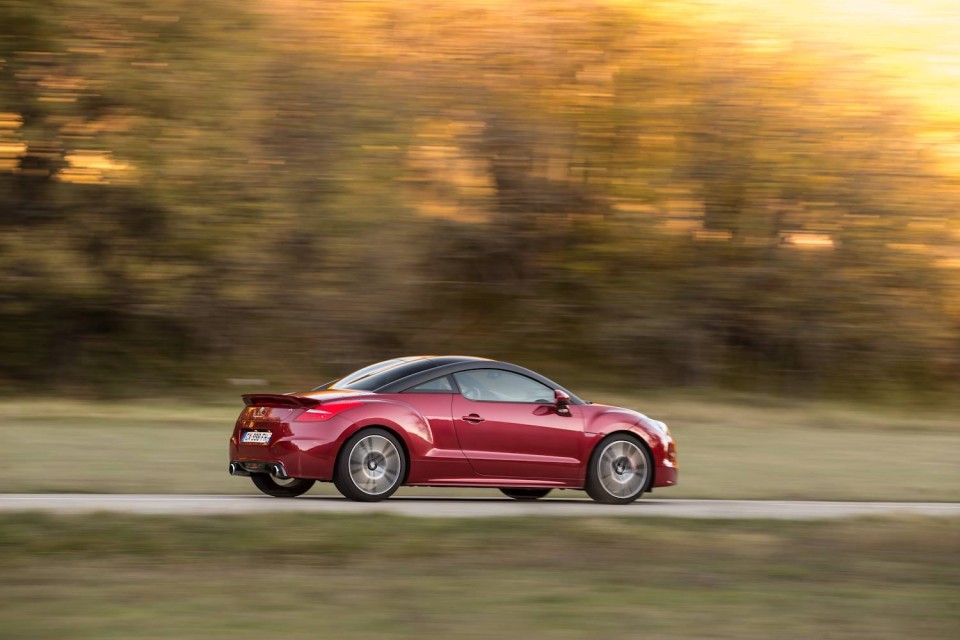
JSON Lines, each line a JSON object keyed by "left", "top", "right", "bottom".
{"left": 0, "top": 0, "right": 956, "bottom": 396}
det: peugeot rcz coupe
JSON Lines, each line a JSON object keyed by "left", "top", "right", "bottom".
{"left": 228, "top": 356, "right": 678, "bottom": 504}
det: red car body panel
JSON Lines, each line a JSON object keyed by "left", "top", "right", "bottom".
{"left": 451, "top": 396, "right": 583, "bottom": 480}
{"left": 229, "top": 359, "right": 678, "bottom": 492}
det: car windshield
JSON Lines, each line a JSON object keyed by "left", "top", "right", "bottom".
{"left": 321, "top": 357, "right": 440, "bottom": 391}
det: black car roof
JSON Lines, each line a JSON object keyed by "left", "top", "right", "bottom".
{"left": 422, "top": 355, "right": 489, "bottom": 366}
{"left": 317, "top": 355, "right": 489, "bottom": 392}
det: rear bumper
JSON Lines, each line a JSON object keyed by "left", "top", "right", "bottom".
{"left": 229, "top": 418, "right": 349, "bottom": 480}
{"left": 229, "top": 461, "right": 289, "bottom": 478}
{"left": 229, "top": 440, "right": 338, "bottom": 480}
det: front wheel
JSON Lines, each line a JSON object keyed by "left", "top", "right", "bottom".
{"left": 251, "top": 473, "right": 315, "bottom": 498}
{"left": 584, "top": 434, "right": 652, "bottom": 504}
{"left": 499, "top": 488, "right": 552, "bottom": 501}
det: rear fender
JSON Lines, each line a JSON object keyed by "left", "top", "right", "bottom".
{"left": 333, "top": 398, "right": 435, "bottom": 458}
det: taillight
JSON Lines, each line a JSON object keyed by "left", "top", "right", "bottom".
{"left": 296, "top": 402, "right": 362, "bottom": 422}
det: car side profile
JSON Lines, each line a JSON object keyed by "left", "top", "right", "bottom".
{"left": 228, "top": 356, "right": 678, "bottom": 504}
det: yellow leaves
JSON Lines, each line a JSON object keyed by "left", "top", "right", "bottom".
{"left": 0, "top": 112, "right": 27, "bottom": 171}
{"left": 780, "top": 232, "right": 835, "bottom": 249}
{"left": 405, "top": 117, "right": 496, "bottom": 222}
{"left": 0, "top": 113, "right": 25, "bottom": 171}
{"left": 58, "top": 150, "right": 135, "bottom": 185}
{"left": 0, "top": 113, "right": 21, "bottom": 129}
{"left": 0, "top": 141, "right": 26, "bottom": 172}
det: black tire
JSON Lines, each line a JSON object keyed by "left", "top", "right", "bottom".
{"left": 250, "top": 473, "right": 315, "bottom": 498}
{"left": 584, "top": 433, "right": 652, "bottom": 504}
{"left": 334, "top": 428, "right": 406, "bottom": 502}
{"left": 499, "top": 488, "right": 552, "bottom": 501}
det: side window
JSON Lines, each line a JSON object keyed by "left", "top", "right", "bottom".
{"left": 453, "top": 369, "right": 554, "bottom": 403}
{"left": 404, "top": 375, "right": 454, "bottom": 393}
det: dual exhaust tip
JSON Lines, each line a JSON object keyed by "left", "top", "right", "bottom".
{"left": 229, "top": 462, "right": 287, "bottom": 478}
{"left": 228, "top": 462, "right": 248, "bottom": 476}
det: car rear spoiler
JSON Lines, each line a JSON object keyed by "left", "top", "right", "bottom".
{"left": 241, "top": 394, "right": 320, "bottom": 408}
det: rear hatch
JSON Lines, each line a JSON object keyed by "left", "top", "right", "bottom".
{"left": 235, "top": 390, "right": 370, "bottom": 446}
{"left": 235, "top": 396, "right": 306, "bottom": 447}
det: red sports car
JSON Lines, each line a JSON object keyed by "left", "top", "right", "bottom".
{"left": 228, "top": 356, "right": 678, "bottom": 504}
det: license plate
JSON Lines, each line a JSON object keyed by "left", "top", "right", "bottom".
{"left": 241, "top": 430, "right": 272, "bottom": 445}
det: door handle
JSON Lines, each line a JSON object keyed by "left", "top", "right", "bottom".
{"left": 461, "top": 414, "right": 485, "bottom": 423}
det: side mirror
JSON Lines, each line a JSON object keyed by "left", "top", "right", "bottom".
{"left": 554, "top": 389, "right": 571, "bottom": 414}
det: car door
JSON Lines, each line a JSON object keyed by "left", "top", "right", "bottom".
{"left": 451, "top": 368, "right": 583, "bottom": 479}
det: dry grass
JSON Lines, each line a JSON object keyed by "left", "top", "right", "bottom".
{"left": 1, "top": 394, "right": 957, "bottom": 500}
{"left": 0, "top": 513, "right": 957, "bottom": 639}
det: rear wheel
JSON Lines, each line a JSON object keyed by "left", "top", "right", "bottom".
{"left": 334, "top": 428, "right": 406, "bottom": 502}
{"left": 584, "top": 434, "right": 651, "bottom": 504}
{"left": 499, "top": 488, "right": 552, "bottom": 501}
{"left": 250, "top": 473, "right": 315, "bottom": 498}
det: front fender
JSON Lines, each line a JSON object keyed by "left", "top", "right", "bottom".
{"left": 582, "top": 406, "right": 672, "bottom": 480}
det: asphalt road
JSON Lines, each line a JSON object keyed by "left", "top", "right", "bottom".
{"left": 1, "top": 494, "right": 958, "bottom": 519}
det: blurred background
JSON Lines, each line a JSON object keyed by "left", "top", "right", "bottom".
{"left": 1, "top": 0, "right": 959, "bottom": 399}
{"left": 2, "top": 4, "right": 959, "bottom": 639}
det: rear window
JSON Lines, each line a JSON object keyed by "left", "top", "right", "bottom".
{"left": 404, "top": 375, "right": 454, "bottom": 393}
{"left": 325, "top": 358, "right": 440, "bottom": 391}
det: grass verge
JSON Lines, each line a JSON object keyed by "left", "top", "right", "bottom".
{"left": 1, "top": 394, "right": 958, "bottom": 499}
{"left": 0, "top": 513, "right": 957, "bottom": 639}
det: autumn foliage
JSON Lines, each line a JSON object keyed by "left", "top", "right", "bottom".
{"left": 1, "top": 0, "right": 958, "bottom": 395}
